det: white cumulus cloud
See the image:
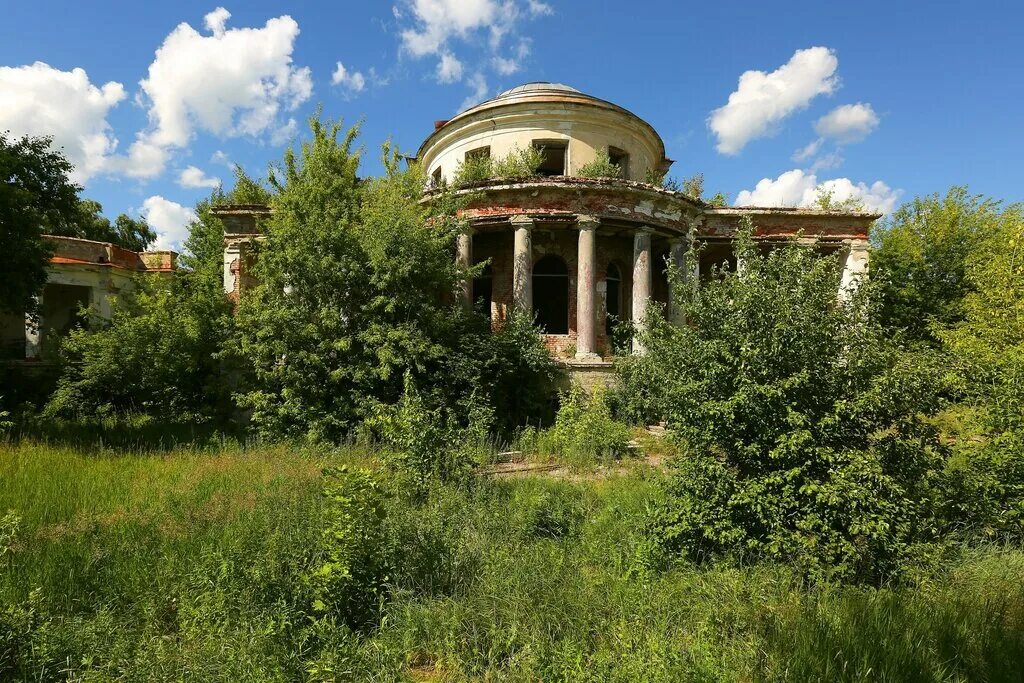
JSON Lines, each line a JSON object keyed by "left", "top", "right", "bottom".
{"left": 708, "top": 47, "right": 839, "bottom": 155}
{"left": 177, "top": 165, "right": 221, "bottom": 189}
{"left": 814, "top": 102, "right": 879, "bottom": 143}
{"left": 400, "top": 0, "right": 499, "bottom": 57}
{"left": 436, "top": 52, "right": 463, "bottom": 83}
{"left": 332, "top": 62, "right": 366, "bottom": 92}
{"left": 735, "top": 169, "right": 901, "bottom": 214}
{"left": 459, "top": 72, "right": 490, "bottom": 112}
{"left": 396, "top": 0, "right": 548, "bottom": 87}
{"left": 142, "top": 196, "right": 198, "bottom": 251}
{"left": 0, "top": 62, "right": 126, "bottom": 183}
{"left": 125, "top": 7, "right": 312, "bottom": 178}
{"left": 527, "top": 0, "right": 553, "bottom": 16}
{"left": 792, "top": 138, "right": 823, "bottom": 163}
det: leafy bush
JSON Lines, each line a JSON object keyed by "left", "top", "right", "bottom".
{"left": 491, "top": 144, "right": 544, "bottom": 179}
{"left": 871, "top": 187, "right": 1004, "bottom": 344}
{"left": 577, "top": 149, "right": 622, "bottom": 179}
{"left": 308, "top": 466, "right": 392, "bottom": 629}
{"left": 540, "top": 385, "right": 632, "bottom": 466}
{"left": 45, "top": 273, "right": 238, "bottom": 424}
{"left": 452, "top": 153, "right": 492, "bottom": 187}
{"left": 237, "top": 120, "right": 554, "bottom": 443}
{"left": 623, "top": 225, "right": 949, "bottom": 582}
{"left": 369, "top": 375, "right": 479, "bottom": 491}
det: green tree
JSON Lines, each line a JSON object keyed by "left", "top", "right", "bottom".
{"left": 44, "top": 169, "right": 268, "bottom": 424}
{"left": 0, "top": 132, "right": 80, "bottom": 316}
{"left": 937, "top": 202, "right": 1024, "bottom": 539}
{"left": 60, "top": 199, "right": 157, "bottom": 251}
{"left": 871, "top": 187, "right": 998, "bottom": 343}
{"left": 624, "top": 224, "right": 948, "bottom": 582}
{"left": 237, "top": 115, "right": 553, "bottom": 442}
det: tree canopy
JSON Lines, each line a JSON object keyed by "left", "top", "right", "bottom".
{"left": 0, "top": 132, "right": 79, "bottom": 316}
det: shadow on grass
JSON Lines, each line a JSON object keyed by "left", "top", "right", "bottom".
{"left": 6, "top": 414, "right": 247, "bottom": 453}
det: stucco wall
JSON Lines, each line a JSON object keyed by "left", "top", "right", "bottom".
{"left": 422, "top": 102, "right": 665, "bottom": 184}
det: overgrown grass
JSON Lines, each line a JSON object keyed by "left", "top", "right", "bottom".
{"left": 1, "top": 442, "right": 1022, "bottom": 681}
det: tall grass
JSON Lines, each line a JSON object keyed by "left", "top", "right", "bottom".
{"left": 1, "top": 442, "right": 1022, "bottom": 681}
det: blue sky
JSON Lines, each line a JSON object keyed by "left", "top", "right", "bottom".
{"left": 2, "top": 0, "right": 1021, "bottom": 250}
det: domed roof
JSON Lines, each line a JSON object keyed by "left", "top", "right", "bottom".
{"left": 494, "top": 82, "right": 583, "bottom": 98}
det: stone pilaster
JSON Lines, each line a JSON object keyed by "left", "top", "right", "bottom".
{"left": 511, "top": 215, "right": 534, "bottom": 313}
{"left": 632, "top": 227, "right": 653, "bottom": 353}
{"left": 456, "top": 228, "right": 473, "bottom": 310}
{"left": 840, "top": 238, "right": 871, "bottom": 298}
{"left": 25, "top": 294, "right": 41, "bottom": 359}
{"left": 575, "top": 215, "right": 600, "bottom": 360}
{"left": 223, "top": 242, "right": 241, "bottom": 296}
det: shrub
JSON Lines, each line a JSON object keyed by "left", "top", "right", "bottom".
{"left": 452, "top": 153, "right": 492, "bottom": 187}
{"left": 577, "top": 149, "right": 622, "bottom": 179}
{"left": 871, "top": 187, "right": 1005, "bottom": 344}
{"left": 624, "top": 224, "right": 949, "bottom": 582}
{"left": 308, "top": 466, "right": 392, "bottom": 629}
{"left": 369, "top": 374, "right": 481, "bottom": 491}
{"left": 492, "top": 145, "right": 544, "bottom": 179}
{"left": 541, "top": 385, "right": 632, "bottom": 466}
{"left": 510, "top": 480, "right": 584, "bottom": 540}
{"left": 45, "top": 273, "right": 238, "bottom": 424}
{"left": 237, "top": 121, "right": 555, "bottom": 443}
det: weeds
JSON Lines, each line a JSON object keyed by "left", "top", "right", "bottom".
{"left": 1, "top": 441, "right": 1022, "bottom": 681}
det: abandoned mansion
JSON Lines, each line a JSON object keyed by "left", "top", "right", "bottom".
{"left": 5, "top": 82, "right": 876, "bottom": 381}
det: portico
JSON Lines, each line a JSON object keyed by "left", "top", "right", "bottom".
{"left": 455, "top": 208, "right": 682, "bottom": 360}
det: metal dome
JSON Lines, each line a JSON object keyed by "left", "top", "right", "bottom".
{"left": 494, "top": 82, "right": 583, "bottom": 98}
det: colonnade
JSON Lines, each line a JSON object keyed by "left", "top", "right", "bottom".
{"left": 456, "top": 214, "right": 672, "bottom": 359}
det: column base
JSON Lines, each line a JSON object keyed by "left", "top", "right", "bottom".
{"left": 573, "top": 351, "right": 603, "bottom": 362}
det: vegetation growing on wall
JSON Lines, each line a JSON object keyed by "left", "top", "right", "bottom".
{"left": 576, "top": 148, "right": 623, "bottom": 179}
{"left": 452, "top": 144, "right": 545, "bottom": 187}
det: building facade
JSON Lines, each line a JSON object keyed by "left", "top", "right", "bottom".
{"left": 217, "top": 82, "right": 876, "bottom": 384}
{"left": 2, "top": 236, "right": 176, "bottom": 361}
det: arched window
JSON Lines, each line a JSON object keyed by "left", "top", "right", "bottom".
{"left": 533, "top": 255, "right": 569, "bottom": 334}
{"left": 605, "top": 262, "right": 622, "bottom": 334}
{"left": 473, "top": 262, "right": 492, "bottom": 320}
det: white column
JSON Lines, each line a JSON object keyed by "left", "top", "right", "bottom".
{"left": 575, "top": 215, "right": 600, "bottom": 360}
{"left": 632, "top": 228, "right": 653, "bottom": 353}
{"left": 223, "top": 242, "right": 241, "bottom": 296}
{"left": 25, "top": 294, "right": 42, "bottom": 359}
{"left": 840, "top": 238, "right": 870, "bottom": 299}
{"left": 456, "top": 228, "right": 473, "bottom": 310}
{"left": 511, "top": 216, "right": 534, "bottom": 313}
{"left": 89, "top": 282, "right": 112, "bottom": 320}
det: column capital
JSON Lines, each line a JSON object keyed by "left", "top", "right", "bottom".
{"left": 576, "top": 214, "right": 600, "bottom": 230}
{"left": 634, "top": 225, "right": 655, "bottom": 235}
{"left": 510, "top": 214, "right": 535, "bottom": 228}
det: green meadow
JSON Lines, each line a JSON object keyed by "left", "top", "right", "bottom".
{"left": 2, "top": 439, "right": 1022, "bottom": 682}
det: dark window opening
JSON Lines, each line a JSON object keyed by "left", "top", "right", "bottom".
{"left": 473, "top": 262, "right": 493, "bottom": 320}
{"left": 608, "top": 147, "right": 629, "bottom": 178}
{"left": 533, "top": 140, "right": 567, "bottom": 176}
{"left": 605, "top": 263, "right": 621, "bottom": 334}
{"left": 698, "top": 243, "right": 737, "bottom": 282}
{"left": 532, "top": 255, "right": 569, "bottom": 333}
{"left": 465, "top": 146, "right": 490, "bottom": 161}
{"left": 431, "top": 166, "right": 442, "bottom": 187}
